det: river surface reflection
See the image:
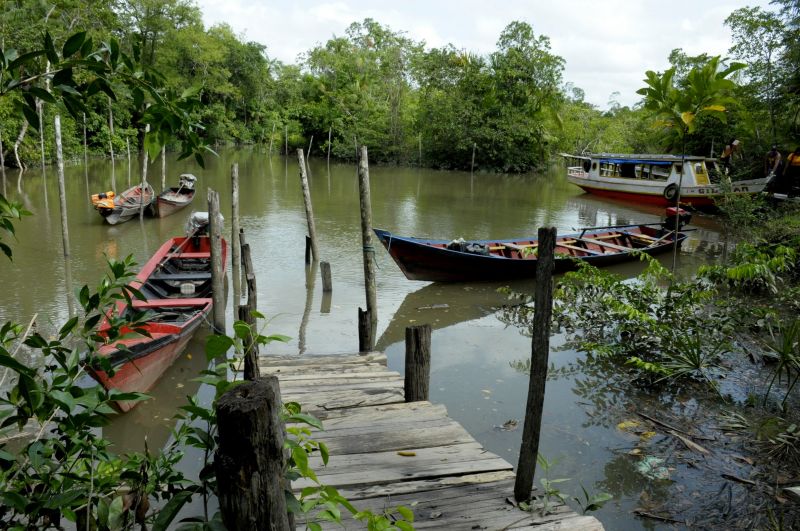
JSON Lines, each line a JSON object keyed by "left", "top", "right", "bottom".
{"left": 0, "top": 147, "right": 730, "bottom": 529}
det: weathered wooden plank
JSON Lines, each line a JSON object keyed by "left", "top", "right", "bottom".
{"left": 281, "top": 388, "right": 405, "bottom": 413}
{"left": 262, "top": 363, "right": 388, "bottom": 375}
{"left": 313, "top": 403, "right": 448, "bottom": 430}
{"left": 307, "top": 416, "right": 454, "bottom": 441}
{"left": 309, "top": 400, "right": 444, "bottom": 421}
{"left": 333, "top": 470, "right": 517, "bottom": 500}
{"left": 259, "top": 352, "right": 387, "bottom": 368}
{"left": 307, "top": 441, "right": 492, "bottom": 470}
{"left": 271, "top": 371, "right": 401, "bottom": 382}
{"left": 279, "top": 378, "right": 403, "bottom": 395}
{"left": 314, "top": 422, "right": 475, "bottom": 455}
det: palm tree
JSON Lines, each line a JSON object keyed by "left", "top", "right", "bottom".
{"left": 636, "top": 56, "right": 745, "bottom": 270}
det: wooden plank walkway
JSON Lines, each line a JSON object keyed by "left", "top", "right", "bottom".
{"left": 256, "top": 352, "right": 604, "bottom": 530}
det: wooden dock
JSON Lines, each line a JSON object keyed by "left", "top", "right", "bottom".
{"left": 256, "top": 352, "right": 604, "bottom": 530}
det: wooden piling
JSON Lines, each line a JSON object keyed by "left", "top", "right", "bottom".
{"left": 160, "top": 145, "right": 166, "bottom": 191}
{"left": 241, "top": 235, "right": 256, "bottom": 309}
{"left": 514, "top": 227, "right": 557, "bottom": 503}
{"left": 284, "top": 125, "right": 288, "bottom": 156}
{"left": 306, "top": 135, "right": 314, "bottom": 176}
{"left": 268, "top": 122, "right": 275, "bottom": 157}
{"left": 238, "top": 236, "right": 259, "bottom": 381}
{"left": 1, "top": 126, "right": 8, "bottom": 182}
{"left": 108, "top": 100, "right": 116, "bottom": 190}
{"left": 327, "top": 126, "right": 332, "bottom": 166}
{"left": 208, "top": 188, "right": 226, "bottom": 333}
{"left": 471, "top": 142, "right": 476, "bottom": 174}
{"left": 54, "top": 114, "right": 75, "bottom": 317}
{"left": 297, "top": 149, "right": 319, "bottom": 263}
{"left": 81, "top": 113, "right": 88, "bottom": 186}
{"left": 37, "top": 101, "right": 45, "bottom": 175}
{"left": 357, "top": 146, "right": 378, "bottom": 346}
{"left": 139, "top": 124, "right": 150, "bottom": 219}
{"left": 126, "top": 137, "right": 131, "bottom": 185}
{"left": 231, "top": 163, "right": 241, "bottom": 306}
{"left": 304, "top": 235, "right": 312, "bottom": 265}
{"left": 320, "top": 261, "right": 332, "bottom": 292}
{"left": 358, "top": 307, "right": 372, "bottom": 353}
{"left": 215, "top": 376, "right": 290, "bottom": 531}
{"left": 404, "top": 324, "right": 431, "bottom": 402}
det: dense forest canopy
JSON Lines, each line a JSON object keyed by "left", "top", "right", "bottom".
{"left": 1, "top": 0, "right": 799, "bottom": 173}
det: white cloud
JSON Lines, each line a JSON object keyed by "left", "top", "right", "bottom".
{"left": 194, "top": 0, "right": 773, "bottom": 108}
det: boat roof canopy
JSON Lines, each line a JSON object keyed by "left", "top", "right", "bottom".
{"left": 561, "top": 152, "right": 707, "bottom": 163}
{"left": 599, "top": 158, "right": 672, "bottom": 166}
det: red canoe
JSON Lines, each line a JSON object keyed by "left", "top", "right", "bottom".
{"left": 86, "top": 225, "right": 227, "bottom": 412}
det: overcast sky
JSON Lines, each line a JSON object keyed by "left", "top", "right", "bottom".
{"left": 193, "top": 0, "right": 771, "bottom": 109}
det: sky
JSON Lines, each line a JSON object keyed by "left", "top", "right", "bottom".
{"left": 193, "top": 0, "right": 772, "bottom": 109}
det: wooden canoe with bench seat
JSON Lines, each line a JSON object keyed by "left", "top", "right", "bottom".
{"left": 373, "top": 224, "right": 687, "bottom": 282}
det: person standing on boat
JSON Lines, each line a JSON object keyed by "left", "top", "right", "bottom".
{"left": 783, "top": 146, "right": 800, "bottom": 196}
{"left": 765, "top": 145, "right": 783, "bottom": 193}
{"left": 720, "top": 139, "right": 741, "bottom": 175}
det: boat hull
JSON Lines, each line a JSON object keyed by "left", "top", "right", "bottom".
{"left": 156, "top": 188, "right": 196, "bottom": 218}
{"left": 374, "top": 226, "right": 685, "bottom": 282}
{"left": 87, "top": 234, "right": 227, "bottom": 412}
{"left": 94, "top": 184, "right": 156, "bottom": 224}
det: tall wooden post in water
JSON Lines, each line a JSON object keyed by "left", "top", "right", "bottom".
{"left": 160, "top": 145, "right": 166, "bottom": 191}
{"left": 208, "top": 188, "right": 226, "bottom": 333}
{"left": 357, "top": 146, "right": 378, "bottom": 349}
{"left": 297, "top": 149, "right": 319, "bottom": 262}
{"left": 514, "top": 227, "right": 556, "bottom": 502}
{"left": 54, "top": 114, "right": 75, "bottom": 317}
{"left": 405, "top": 324, "right": 431, "bottom": 402}
{"left": 139, "top": 124, "right": 150, "bottom": 219}
{"left": 231, "top": 163, "right": 241, "bottom": 306}
{"left": 108, "top": 100, "right": 116, "bottom": 190}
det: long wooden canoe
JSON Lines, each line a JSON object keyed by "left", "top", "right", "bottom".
{"left": 373, "top": 224, "right": 686, "bottom": 282}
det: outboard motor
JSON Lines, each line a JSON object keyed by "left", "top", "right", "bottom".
{"left": 186, "top": 211, "right": 211, "bottom": 248}
{"left": 178, "top": 173, "right": 197, "bottom": 190}
{"left": 662, "top": 206, "right": 692, "bottom": 231}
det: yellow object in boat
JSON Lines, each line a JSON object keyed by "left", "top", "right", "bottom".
{"left": 91, "top": 191, "right": 116, "bottom": 210}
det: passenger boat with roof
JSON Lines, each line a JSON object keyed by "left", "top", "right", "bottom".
{"left": 85, "top": 213, "right": 227, "bottom": 412}
{"left": 562, "top": 153, "right": 768, "bottom": 207}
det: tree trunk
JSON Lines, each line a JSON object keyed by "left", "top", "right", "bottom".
{"left": 13, "top": 121, "right": 28, "bottom": 171}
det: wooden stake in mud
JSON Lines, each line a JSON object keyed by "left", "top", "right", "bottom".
{"left": 358, "top": 307, "right": 372, "bottom": 353}
{"left": 208, "top": 188, "right": 226, "bottom": 333}
{"left": 357, "top": 146, "right": 378, "bottom": 346}
{"left": 231, "top": 163, "right": 241, "bottom": 306}
{"left": 284, "top": 125, "right": 288, "bottom": 156}
{"left": 405, "top": 324, "right": 431, "bottom": 402}
{"left": 215, "top": 376, "right": 291, "bottom": 531}
{"left": 297, "top": 149, "right": 319, "bottom": 262}
{"left": 82, "top": 113, "right": 88, "bottom": 186}
{"left": 1, "top": 126, "right": 7, "bottom": 182}
{"left": 514, "top": 226, "right": 556, "bottom": 502}
{"left": 320, "top": 261, "right": 332, "bottom": 292}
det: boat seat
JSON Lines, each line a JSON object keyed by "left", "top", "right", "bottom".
{"left": 149, "top": 272, "right": 212, "bottom": 281}
{"left": 167, "top": 252, "right": 211, "bottom": 259}
{"left": 574, "top": 237, "right": 632, "bottom": 252}
{"left": 556, "top": 243, "right": 605, "bottom": 256}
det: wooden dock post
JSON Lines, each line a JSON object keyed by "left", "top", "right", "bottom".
{"left": 139, "top": 123, "right": 150, "bottom": 220}
{"left": 405, "top": 324, "right": 431, "bottom": 402}
{"left": 269, "top": 122, "right": 275, "bottom": 157}
{"left": 215, "top": 376, "right": 290, "bottom": 530}
{"left": 471, "top": 142, "right": 476, "bottom": 174}
{"left": 320, "top": 261, "right": 332, "bottom": 292}
{"left": 514, "top": 227, "right": 556, "bottom": 502}
{"left": 304, "top": 236, "right": 312, "bottom": 265}
{"left": 239, "top": 228, "right": 260, "bottom": 380}
{"left": 297, "top": 149, "right": 319, "bottom": 262}
{"left": 358, "top": 307, "right": 372, "bottom": 353}
{"left": 327, "top": 126, "right": 332, "bottom": 166}
{"left": 208, "top": 188, "right": 226, "bottom": 333}
{"left": 126, "top": 137, "right": 131, "bottom": 185}
{"left": 357, "top": 146, "right": 378, "bottom": 348}
{"left": 160, "top": 145, "right": 166, "bottom": 191}
{"left": 231, "top": 163, "right": 241, "bottom": 306}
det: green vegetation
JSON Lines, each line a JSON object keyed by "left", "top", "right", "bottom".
{"left": 2, "top": 0, "right": 797, "bottom": 173}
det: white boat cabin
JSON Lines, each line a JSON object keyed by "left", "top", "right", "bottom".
{"left": 564, "top": 153, "right": 718, "bottom": 186}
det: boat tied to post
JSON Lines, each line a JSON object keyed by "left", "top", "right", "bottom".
{"left": 374, "top": 207, "right": 691, "bottom": 282}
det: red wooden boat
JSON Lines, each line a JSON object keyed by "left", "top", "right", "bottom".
{"left": 374, "top": 210, "right": 690, "bottom": 282}
{"left": 86, "top": 214, "right": 227, "bottom": 412}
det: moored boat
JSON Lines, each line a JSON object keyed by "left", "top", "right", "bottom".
{"left": 92, "top": 183, "right": 156, "bottom": 224}
{"left": 562, "top": 153, "right": 767, "bottom": 207}
{"left": 85, "top": 213, "right": 227, "bottom": 412}
{"left": 156, "top": 174, "right": 197, "bottom": 218}
{"left": 374, "top": 210, "right": 689, "bottom": 282}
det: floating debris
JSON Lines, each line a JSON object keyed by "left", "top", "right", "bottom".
{"left": 635, "top": 456, "right": 671, "bottom": 480}
{"left": 494, "top": 419, "right": 519, "bottom": 431}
